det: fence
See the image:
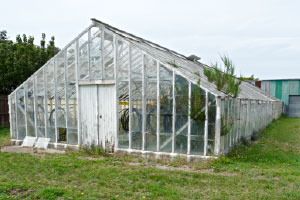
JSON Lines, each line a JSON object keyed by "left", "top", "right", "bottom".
{"left": 0, "top": 95, "right": 9, "bottom": 127}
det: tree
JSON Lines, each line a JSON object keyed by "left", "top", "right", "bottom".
{"left": 0, "top": 30, "right": 7, "bottom": 41}
{"left": 0, "top": 31, "right": 59, "bottom": 94}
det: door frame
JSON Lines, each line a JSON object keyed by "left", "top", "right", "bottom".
{"left": 79, "top": 80, "right": 117, "bottom": 149}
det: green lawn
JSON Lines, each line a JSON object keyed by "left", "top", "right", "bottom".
{"left": 0, "top": 117, "right": 299, "bottom": 199}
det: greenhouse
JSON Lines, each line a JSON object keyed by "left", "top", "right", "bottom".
{"left": 8, "top": 19, "right": 282, "bottom": 157}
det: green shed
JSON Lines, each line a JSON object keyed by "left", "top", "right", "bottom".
{"left": 260, "top": 79, "right": 300, "bottom": 116}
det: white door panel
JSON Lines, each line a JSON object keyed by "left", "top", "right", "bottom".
{"left": 79, "top": 84, "right": 116, "bottom": 150}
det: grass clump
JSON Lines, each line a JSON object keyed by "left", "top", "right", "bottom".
{"left": 80, "top": 144, "right": 109, "bottom": 157}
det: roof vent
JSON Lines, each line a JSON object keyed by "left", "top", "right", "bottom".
{"left": 187, "top": 55, "right": 201, "bottom": 62}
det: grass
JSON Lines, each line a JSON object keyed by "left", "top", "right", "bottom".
{"left": 0, "top": 117, "right": 299, "bottom": 199}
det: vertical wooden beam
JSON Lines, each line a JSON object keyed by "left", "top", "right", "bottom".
{"left": 172, "top": 71, "right": 176, "bottom": 153}
{"left": 75, "top": 40, "right": 81, "bottom": 146}
{"left": 204, "top": 91, "right": 208, "bottom": 156}
{"left": 187, "top": 81, "right": 191, "bottom": 155}
{"left": 128, "top": 45, "right": 132, "bottom": 150}
{"left": 96, "top": 84, "right": 99, "bottom": 146}
{"left": 64, "top": 50, "right": 69, "bottom": 143}
{"left": 214, "top": 97, "right": 221, "bottom": 155}
{"left": 142, "top": 54, "right": 146, "bottom": 151}
{"left": 156, "top": 62, "right": 160, "bottom": 152}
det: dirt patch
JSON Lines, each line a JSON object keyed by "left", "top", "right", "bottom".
{"left": 0, "top": 146, "right": 65, "bottom": 155}
{"left": 77, "top": 156, "right": 105, "bottom": 161}
{"left": 125, "top": 162, "right": 238, "bottom": 176}
{"left": 7, "top": 188, "right": 34, "bottom": 195}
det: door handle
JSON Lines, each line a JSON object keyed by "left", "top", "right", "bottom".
{"left": 99, "top": 115, "right": 102, "bottom": 118}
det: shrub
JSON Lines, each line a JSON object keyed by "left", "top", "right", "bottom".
{"left": 81, "top": 144, "right": 109, "bottom": 157}
{"left": 203, "top": 55, "right": 241, "bottom": 97}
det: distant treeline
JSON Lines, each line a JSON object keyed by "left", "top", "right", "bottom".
{"left": 0, "top": 30, "right": 59, "bottom": 94}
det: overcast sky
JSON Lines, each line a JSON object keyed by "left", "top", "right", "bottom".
{"left": 1, "top": 0, "right": 300, "bottom": 79}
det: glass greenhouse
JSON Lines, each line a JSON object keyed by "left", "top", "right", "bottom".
{"left": 8, "top": 19, "right": 282, "bottom": 157}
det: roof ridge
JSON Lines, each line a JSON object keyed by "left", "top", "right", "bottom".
{"left": 91, "top": 18, "right": 190, "bottom": 62}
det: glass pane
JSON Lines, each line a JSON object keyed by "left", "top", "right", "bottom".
{"left": 90, "top": 26, "right": 102, "bottom": 79}
{"left": 16, "top": 87, "right": 26, "bottom": 139}
{"left": 36, "top": 70, "right": 46, "bottom": 137}
{"left": 145, "top": 55, "right": 157, "bottom": 151}
{"left": 55, "top": 52, "right": 67, "bottom": 142}
{"left": 67, "top": 83, "right": 77, "bottom": 145}
{"left": 117, "top": 39, "right": 129, "bottom": 148}
{"left": 189, "top": 84, "right": 206, "bottom": 155}
{"left": 103, "top": 31, "right": 114, "bottom": 80}
{"left": 130, "top": 47, "right": 143, "bottom": 150}
{"left": 159, "top": 65, "right": 173, "bottom": 152}
{"left": 66, "top": 43, "right": 76, "bottom": 82}
{"left": 26, "top": 80, "right": 35, "bottom": 137}
{"left": 10, "top": 94, "right": 17, "bottom": 139}
{"left": 66, "top": 43, "right": 78, "bottom": 145}
{"left": 207, "top": 92, "right": 216, "bottom": 155}
{"left": 175, "top": 75, "right": 188, "bottom": 154}
{"left": 46, "top": 61, "right": 56, "bottom": 142}
{"left": 78, "top": 31, "right": 89, "bottom": 80}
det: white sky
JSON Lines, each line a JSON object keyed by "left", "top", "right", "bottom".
{"left": 1, "top": 0, "right": 300, "bottom": 79}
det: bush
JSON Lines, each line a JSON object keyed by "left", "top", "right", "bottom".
{"left": 251, "top": 130, "right": 261, "bottom": 141}
{"left": 240, "top": 136, "right": 251, "bottom": 146}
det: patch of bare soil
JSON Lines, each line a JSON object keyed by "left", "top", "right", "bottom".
{"left": 125, "top": 162, "right": 237, "bottom": 176}
{"left": 77, "top": 156, "right": 105, "bottom": 161}
{"left": 0, "top": 146, "right": 65, "bottom": 156}
{"left": 6, "top": 188, "right": 34, "bottom": 195}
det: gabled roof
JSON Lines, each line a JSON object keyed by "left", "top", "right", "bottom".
{"left": 92, "top": 18, "right": 279, "bottom": 101}
{"left": 10, "top": 18, "right": 280, "bottom": 102}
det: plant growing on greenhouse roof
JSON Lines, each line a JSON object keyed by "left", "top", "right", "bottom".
{"left": 167, "top": 60, "right": 180, "bottom": 68}
{"left": 203, "top": 55, "right": 241, "bottom": 97}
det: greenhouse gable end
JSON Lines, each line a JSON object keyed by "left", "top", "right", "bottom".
{"left": 8, "top": 18, "right": 282, "bottom": 158}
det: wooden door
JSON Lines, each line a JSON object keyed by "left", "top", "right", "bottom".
{"left": 97, "top": 84, "right": 116, "bottom": 151}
